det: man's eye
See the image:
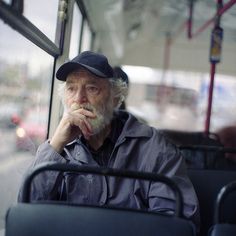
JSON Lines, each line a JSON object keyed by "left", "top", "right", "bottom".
{"left": 67, "top": 86, "right": 75, "bottom": 92}
{"left": 86, "top": 86, "right": 99, "bottom": 94}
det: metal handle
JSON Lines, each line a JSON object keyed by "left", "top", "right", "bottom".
{"left": 21, "top": 162, "right": 184, "bottom": 217}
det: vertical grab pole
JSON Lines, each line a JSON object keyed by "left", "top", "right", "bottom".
{"left": 205, "top": 63, "right": 216, "bottom": 133}
{"left": 187, "top": 0, "right": 194, "bottom": 39}
{"left": 205, "top": 0, "right": 223, "bottom": 133}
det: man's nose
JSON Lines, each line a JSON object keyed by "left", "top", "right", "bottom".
{"left": 74, "top": 88, "right": 87, "bottom": 103}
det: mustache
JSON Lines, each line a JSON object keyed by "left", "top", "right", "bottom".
{"left": 78, "top": 104, "right": 94, "bottom": 112}
{"left": 70, "top": 103, "right": 95, "bottom": 113}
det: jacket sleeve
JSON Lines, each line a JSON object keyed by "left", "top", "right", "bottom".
{"left": 18, "top": 141, "right": 67, "bottom": 202}
{"left": 147, "top": 133, "right": 200, "bottom": 228}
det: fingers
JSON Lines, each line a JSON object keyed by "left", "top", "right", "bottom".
{"left": 68, "top": 110, "right": 94, "bottom": 137}
{"left": 70, "top": 104, "right": 96, "bottom": 118}
{"left": 78, "top": 108, "right": 96, "bottom": 119}
{"left": 67, "top": 103, "right": 97, "bottom": 138}
{"left": 83, "top": 118, "right": 93, "bottom": 133}
{"left": 71, "top": 104, "right": 92, "bottom": 116}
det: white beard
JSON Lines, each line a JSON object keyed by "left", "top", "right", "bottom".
{"left": 86, "top": 100, "right": 114, "bottom": 135}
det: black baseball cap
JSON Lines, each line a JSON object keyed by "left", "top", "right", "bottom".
{"left": 56, "top": 51, "right": 114, "bottom": 81}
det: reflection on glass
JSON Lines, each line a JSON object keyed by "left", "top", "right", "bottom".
{"left": 0, "top": 19, "right": 53, "bottom": 230}
{"left": 23, "top": 0, "right": 59, "bottom": 41}
{"left": 69, "top": 4, "right": 82, "bottom": 59}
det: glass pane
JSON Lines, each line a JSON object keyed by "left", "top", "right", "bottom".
{"left": 201, "top": 74, "right": 236, "bottom": 131}
{"left": 124, "top": 66, "right": 236, "bottom": 132}
{"left": 0, "top": 19, "right": 53, "bottom": 232}
{"left": 23, "top": 0, "right": 59, "bottom": 42}
{"left": 81, "top": 20, "right": 92, "bottom": 51}
{"left": 69, "top": 3, "right": 82, "bottom": 59}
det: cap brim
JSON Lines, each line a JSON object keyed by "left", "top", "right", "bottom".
{"left": 56, "top": 62, "right": 108, "bottom": 81}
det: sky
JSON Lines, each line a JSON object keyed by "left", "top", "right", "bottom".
{"left": 0, "top": 0, "right": 58, "bottom": 76}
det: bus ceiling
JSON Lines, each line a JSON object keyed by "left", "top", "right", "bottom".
{"left": 82, "top": 0, "right": 236, "bottom": 76}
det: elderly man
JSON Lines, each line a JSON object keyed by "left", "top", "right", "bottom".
{"left": 18, "top": 51, "right": 199, "bottom": 227}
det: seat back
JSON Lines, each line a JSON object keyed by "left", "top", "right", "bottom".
{"left": 187, "top": 169, "right": 236, "bottom": 236}
{"left": 161, "top": 129, "right": 236, "bottom": 170}
{"left": 209, "top": 224, "right": 236, "bottom": 236}
{"left": 6, "top": 203, "right": 196, "bottom": 236}
{"left": 161, "top": 130, "right": 223, "bottom": 169}
{"left": 161, "top": 130, "right": 220, "bottom": 147}
{"left": 6, "top": 162, "right": 196, "bottom": 236}
{"left": 209, "top": 181, "right": 236, "bottom": 236}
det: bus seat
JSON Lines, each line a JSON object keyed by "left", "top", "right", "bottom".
{"left": 209, "top": 224, "right": 236, "bottom": 236}
{"left": 187, "top": 169, "right": 236, "bottom": 236}
{"left": 161, "top": 130, "right": 223, "bottom": 169}
{"left": 161, "top": 130, "right": 221, "bottom": 146}
{"left": 209, "top": 181, "right": 236, "bottom": 236}
{"left": 6, "top": 203, "right": 196, "bottom": 236}
{"left": 180, "top": 145, "right": 236, "bottom": 170}
{"left": 5, "top": 163, "right": 197, "bottom": 236}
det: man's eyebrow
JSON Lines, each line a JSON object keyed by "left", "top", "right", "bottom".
{"left": 66, "top": 79, "right": 101, "bottom": 86}
{"left": 66, "top": 81, "right": 75, "bottom": 85}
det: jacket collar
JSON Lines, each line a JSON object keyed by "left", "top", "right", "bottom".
{"left": 114, "top": 110, "right": 152, "bottom": 139}
{"left": 65, "top": 138, "right": 97, "bottom": 165}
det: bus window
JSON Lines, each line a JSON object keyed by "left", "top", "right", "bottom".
{"left": 69, "top": 3, "right": 83, "bottom": 59}
{"left": 80, "top": 19, "right": 92, "bottom": 51}
{"left": 23, "top": 0, "right": 59, "bottom": 42}
{"left": 0, "top": 18, "right": 52, "bottom": 232}
{"left": 125, "top": 66, "right": 236, "bottom": 132}
{"left": 125, "top": 67, "right": 200, "bottom": 131}
{"left": 199, "top": 74, "right": 236, "bottom": 131}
